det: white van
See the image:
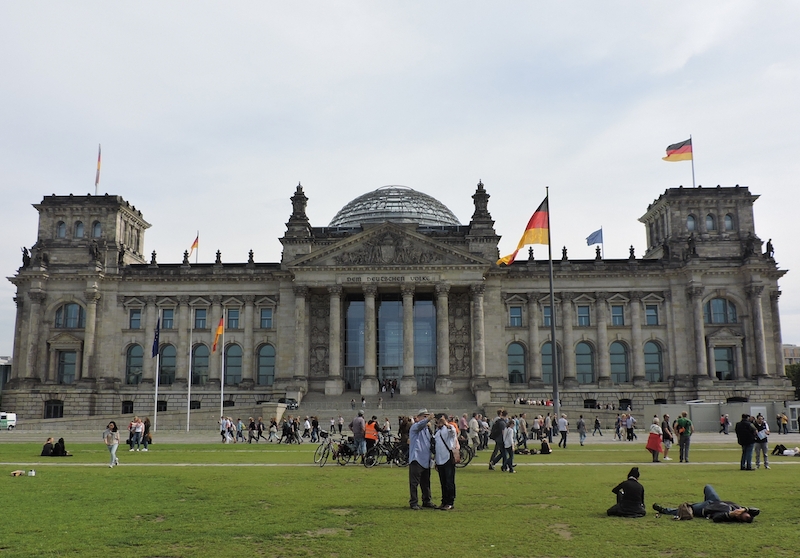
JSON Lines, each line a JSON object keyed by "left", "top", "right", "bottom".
{"left": 0, "top": 412, "right": 17, "bottom": 430}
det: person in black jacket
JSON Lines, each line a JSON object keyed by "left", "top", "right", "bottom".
{"left": 653, "top": 485, "right": 759, "bottom": 523}
{"left": 607, "top": 467, "right": 646, "bottom": 517}
{"left": 735, "top": 414, "right": 758, "bottom": 470}
{"left": 40, "top": 437, "right": 54, "bottom": 456}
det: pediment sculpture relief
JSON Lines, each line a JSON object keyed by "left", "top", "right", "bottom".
{"left": 333, "top": 232, "right": 444, "bottom": 265}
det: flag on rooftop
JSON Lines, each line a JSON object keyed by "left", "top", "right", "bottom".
{"left": 189, "top": 234, "right": 199, "bottom": 257}
{"left": 94, "top": 144, "right": 101, "bottom": 187}
{"left": 211, "top": 317, "right": 224, "bottom": 353}
{"left": 586, "top": 228, "right": 603, "bottom": 246}
{"left": 497, "top": 196, "right": 549, "bottom": 266}
{"left": 662, "top": 138, "right": 692, "bottom": 162}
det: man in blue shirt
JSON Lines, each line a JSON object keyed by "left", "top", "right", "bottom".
{"left": 408, "top": 409, "right": 436, "bottom": 510}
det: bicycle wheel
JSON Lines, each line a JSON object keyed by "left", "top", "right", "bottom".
{"left": 395, "top": 445, "right": 409, "bottom": 467}
{"left": 456, "top": 445, "right": 472, "bottom": 468}
{"left": 337, "top": 446, "right": 352, "bottom": 466}
{"left": 319, "top": 444, "right": 330, "bottom": 467}
{"left": 363, "top": 447, "right": 379, "bottom": 468}
{"left": 313, "top": 443, "right": 325, "bottom": 464}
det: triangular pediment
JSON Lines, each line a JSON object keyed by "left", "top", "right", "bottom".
{"left": 290, "top": 223, "right": 491, "bottom": 268}
{"left": 707, "top": 327, "right": 744, "bottom": 342}
{"left": 48, "top": 332, "right": 83, "bottom": 348}
{"left": 573, "top": 294, "right": 595, "bottom": 304}
{"left": 503, "top": 293, "right": 529, "bottom": 305}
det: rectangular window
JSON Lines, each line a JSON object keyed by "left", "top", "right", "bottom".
{"left": 156, "top": 401, "right": 168, "bottom": 412}
{"left": 129, "top": 309, "right": 141, "bottom": 329}
{"left": 194, "top": 308, "right": 207, "bottom": 329}
{"left": 57, "top": 351, "right": 77, "bottom": 384}
{"left": 611, "top": 305, "right": 625, "bottom": 326}
{"left": 577, "top": 305, "right": 590, "bottom": 327}
{"left": 714, "top": 347, "right": 734, "bottom": 380}
{"left": 162, "top": 308, "right": 174, "bottom": 329}
{"left": 260, "top": 308, "right": 273, "bottom": 329}
{"left": 543, "top": 306, "right": 553, "bottom": 327}
{"left": 227, "top": 308, "right": 240, "bottom": 329}
{"left": 509, "top": 306, "right": 522, "bottom": 327}
{"left": 121, "top": 401, "right": 134, "bottom": 414}
{"left": 645, "top": 305, "right": 659, "bottom": 326}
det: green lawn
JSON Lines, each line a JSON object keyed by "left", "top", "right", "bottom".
{"left": 2, "top": 441, "right": 799, "bottom": 557}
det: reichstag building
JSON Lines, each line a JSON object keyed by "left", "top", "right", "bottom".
{"left": 6, "top": 182, "right": 794, "bottom": 419}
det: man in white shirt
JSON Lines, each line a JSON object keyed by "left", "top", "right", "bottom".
{"left": 434, "top": 415, "right": 457, "bottom": 510}
{"left": 557, "top": 414, "right": 569, "bottom": 448}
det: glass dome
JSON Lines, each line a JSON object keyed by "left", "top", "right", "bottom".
{"left": 328, "top": 185, "right": 461, "bottom": 227}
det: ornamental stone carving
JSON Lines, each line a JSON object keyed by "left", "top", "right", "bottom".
{"left": 333, "top": 231, "right": 444, "bottom": 265}
{"left": 292, "top": 286, "right": 308, "bottom": 298}
{"left": 308, "top": 293, "right": 330, "bottom": 378}
{"left": 448, "top": 292, "right": 471, "bottom": 378}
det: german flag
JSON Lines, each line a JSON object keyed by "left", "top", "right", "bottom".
{"left": 497, "top": 197, "right": 549, "bottom": 266}
{"left": 662, "top": 138, "right": 692, "bottom": 162}
{"left": 189, "top": 235, "right": 199, "bottom": 257}
{"left": 211, "top": 317, "right": 224, "bottom": 353}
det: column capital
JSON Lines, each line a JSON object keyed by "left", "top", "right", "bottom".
{"left": 177, "top": 295, "right": 190, "bottom": 305}
{"left": 14, "top": 295, "right": 23, "bottom": 308}
{"left": 28, "top": 291, "right": 46, "bottom": 304}
{"left": 327, "top": 285, "right": 343, "bottom": 296}
{"left": 470, "top": 283, "right": 485, "bottom": 296}
{"left": 401, "top": 284, "right": 415, "bottom": 297}
{"left": 84, "top": 291, "right": 101, "bottom": 303}
{"left": 560, "top": 291, "right": 575, "bottom": 302}
{"left": 629, "top": 291, "right": 643, "bottom": 302}
{"left": 526, "top": 291, "right": 540, "bottom": 303}
{"left": 686, "top": 286, "right": 704, "bottom": 299}
{"left": 362, "top": 285, "right": 377, "bottom": 297}
{"left": 116, "top": 295, "right": 127, "bottom": 306}
{"left": 435, "top": 282, "right": 450, "bottom": 296}
{"left": 210, "top": 295, "right": 223, "bottom": 305}
{"left": 144, "top": 295, "right": 157, "bottom": 305}
{"left": 746, "top": 284, "right": 765, "bottom": 299}
{"left": 662, "top": 290, "right": 672, "bottom": 302}
{"left": 594, "top": 291, "right": 608, "bottom": 303}
{"left": 243, "top": 294, "right": 256, "bottom": 304}
{"left": 769, "top": 290, "right": 781, "bottom": 303}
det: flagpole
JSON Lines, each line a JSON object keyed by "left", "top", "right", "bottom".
{"left": 196, "top": 230, "right": 199, "bottom": 264}
{"left": 600, "top": 226, "right": 604, "bottom": 260}
{"left": 153, "top": 310, "right": 160, "bottom": 433}
{"left": 219, "top": 313, "right": 225, "bottom": 421}
{"left": 187, "top": 323, "right": 193, "bottom": 432}
{"left": 690, "top": 134, "right": 696, "bottom": 188}
{"left": 546, "top": 187, "right": 560, "bottom": 419}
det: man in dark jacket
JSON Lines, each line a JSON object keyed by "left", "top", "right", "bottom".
{"left": 653, "top": 485, "right": 759, "bottom": 523}
{"left": 607, "top": 467, "right": 646, "bottom": 517}
{"left": 735, "top": 414, "right": 758, "bottom": 470}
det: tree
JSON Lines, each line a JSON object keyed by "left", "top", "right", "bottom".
{"left": 786, "top": 364, "right": 800, "bottom": 400}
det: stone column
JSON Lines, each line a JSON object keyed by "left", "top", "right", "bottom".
{"left": 80, "top": 286, "right": 100, "bottom": 382}
{"left": 435, "top": 283, "right": 452, "bottom": 394}
{"left": 527, "top": 292, "right": 542, "bottom": 384}
{"left": 292, "top": 286, "right": 309, "bottom": 388}
{"left": 325, "top": 286, "right": 345, "bottom": 395}
{"left": 400, "top": 284, "right": 418, "bottom": 395}
{"left": 176, "top": 296, "right": 190, "bottom": 384}
{"left": 735, "top": 344, "right": 745, "bottom": 379}
{"left": 748, "top": 285, "right": 769, "bottom": 378}
{"left": 596, "top": 292, "right": 611, "bottom": 387}
{"left": 687, "top": 286, "right": 710, "bottom": 383}
{"left": 707, "top": 342, "right": 717, "bottom": 380}
{"left": 663, "top": 290, "right": 677, "bottom": 382}
{"left": 770, "top": 291, "right": 785, "bottom": 377}
{"left": 209, "top": 295, "right": 223, "bottom": 385}
{"left": 12, "top": 295, "right": 23, "bottom": 381}
{"left": 25, "top": 291, "right": 46, "bottom": 380}
{"left": 361, "top": 285, "right": 379, "bottom": 395}
{"left": 630, "top": 292, "right": 645, "bottom": 385}
{"left": 242, "top": 295, "right": 255, "bottom": 388}
{"left": 560, "top": 292, "right": 577, "bottom": 387}
{"left": 142, "top": 296, "right": 157, "bottom": 384}
{"left": 471, "top": 284, "right": 486, "bottom": 380}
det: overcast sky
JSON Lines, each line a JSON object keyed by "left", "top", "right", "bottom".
{"left": 2, "top": 1, "right": 799, "bottom": 356}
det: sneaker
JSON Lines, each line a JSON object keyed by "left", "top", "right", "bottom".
{"left": 663, "top": 457, "right": 672, "bottom": 461}
{"left": 142, "top": 448, "right": 148, "bottom": 452}
{"left": 129, "top": 449, "right": 134, "bottom": 452}
{"left": 652, "top": 503, "right": 665, "bottom": 513}
{"left": 410, "top": 505, "right": 422, "bottom": 510}
{"left": 746, "top": 507, "right": 760, "bottom": 517}
{"left": 136, "top": 449, "right": 140, "bottom": 452}
{"left": 114, "top": 459, "right": 119, "bottom": 465}
{"left": 488, "top": 463, "right": 495, "bottom": 470}
{"left": 764, "top": 465, "right": 770, "bottom": 470}
{"left": 422, "top": 502, "right": 438, "bottom": 509}
{"left": 109, "top": 464, "right": 114, "bottom": 468}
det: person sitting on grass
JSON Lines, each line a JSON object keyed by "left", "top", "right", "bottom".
{"left": 607, "top": 467, "right": 646, "bottom": 517}
{"left": 51, "top": 437, "right": 72, "bottom": 456}
{"left": 653, "top": 485, "right": 759, "bottom": 523}
{"left": 40, "top": 437, "right": 55, "bottom": 456}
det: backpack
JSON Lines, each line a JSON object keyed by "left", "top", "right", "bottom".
{"left": 490, "top": 419, "right": 504, "bottom": 441}
{"left": 675, "top": 503, "right": 694, "bottom": 520}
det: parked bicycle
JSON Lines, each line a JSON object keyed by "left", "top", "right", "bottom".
{"left": 363, "top": 436, "right": 409, "bottom": 468}
{"left": 313, "top": 431, "right": 337, "bottom": 467}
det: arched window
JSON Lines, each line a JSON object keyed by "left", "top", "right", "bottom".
{"left": 703, "top": 298, "right": 737, "bottom": 324}
{"left": 541, "top": 341, "right": 562, "bottom": 384}
{"left": 575, "top": 342, "right": 594, "bottom": 384}
{"left": 55, "top": 303, "right": 86, "bottom": 329}
{"left": 159, "top": 344, "right": 176, "bottom": 385}
{"left": 74, "top": 221, "right": 85, "bottom": 238}
{"left": 225, "top": 344, "right": 242, "bottom": 385}
{"left": 126, "top": 345, "right": 144, "bottom": 385}
{"left": 724, "top": 214, "right": 734, "bottom": 231}
{"left": 192, "top": 345, "right": 209, "bottom": 385}
{"left": 507, "top": 342, "right": 526, "bottom": 384}
{"left": 257, "top": 344, "right": 276, "bottom": 386}
{"left": 56, "top": 221, "right": 66, "bottom": 238}
{"left": 644, "top": 341, "right": 663, "bottom": 382}
{"left": 92, "top": 221, "right": 102, "bottom": 238}
{"left": 610, "top": 341, "right": 629, "bottom": 383}
{"left": 686, "top": 215, "right": 695, "bottom": 232}
{"left": 705, "top": 214, "right": 716, "bottom": 231}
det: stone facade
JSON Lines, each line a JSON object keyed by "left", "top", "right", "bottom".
{"left": 5, "top": 184, "right": 793, "bottom": 420}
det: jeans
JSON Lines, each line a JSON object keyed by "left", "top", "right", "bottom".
{"left": 436, "top": 457, "right": 456, "bottom": 506}
{"left": 678, "top": 436, "right": 691, "bottom": 462}
{"left": 355, "top": 436, "right": 366, "bottom": 457}
{"left": 558, "top": 431, "right": 567, "bottom": 448}
{"left": 131, "top": 432, "right": 142, "bottom": 450}
{"left": 740, "top": 443, "right": 754, "bottom": 469}
{"left": 593, "top": 426, "right": 602, "bottom": 436}
{"left": 490, "top": 440, "right": 504, "bottom": 465}
{"left": 662, "top": 485, "right": 720, "bottom": 517}
{"left": 408, "top": 460, "right": 432, "bottom": 507}
{"left": 754, "top": 441, "right": 769, "bottom": 467}
{"left": 501, "top": 446, "right": 514, "bottom": 471}
{"left": 107, "top": 443, "right": 118, "bottom": 466}
{"left": 579, "top": 432, "right": 587, "bottom": 445}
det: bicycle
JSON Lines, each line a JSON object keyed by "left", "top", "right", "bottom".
{"left": 313, "top": 431, "right": 336, "bottom": 467}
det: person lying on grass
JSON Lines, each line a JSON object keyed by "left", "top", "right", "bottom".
{"left": 653, "top": 485, "right": 759, "bottom": 523}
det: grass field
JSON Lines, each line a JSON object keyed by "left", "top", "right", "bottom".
{"left": 2, "top": 440, "right": 799, "bottom": 558}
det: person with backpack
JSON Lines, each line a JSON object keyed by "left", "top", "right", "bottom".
{"left": 488, "top": 410, "right": 507, "bottom": 470}
{"left": 675, "top": 411, "right": 693, "bottom": 463}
